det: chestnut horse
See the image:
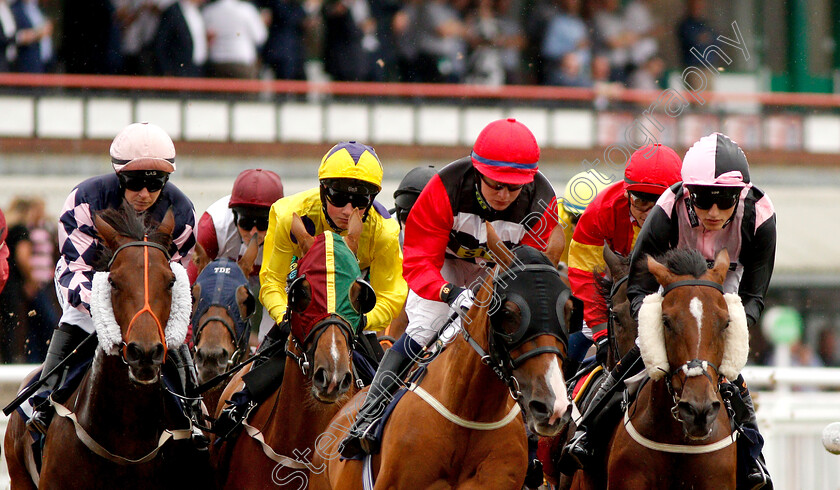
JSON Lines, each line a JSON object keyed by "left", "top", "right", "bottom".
{"left": 191, "top": 257, "right": 256, "bottom": 412}
{"left": 581, "top": 249, "right": 746, "bottom": 489}
{"left": 4, "top": 207, "right": 211, "bottom": 489}
{"left": 310, "top": 223, "right": 580, "bottom": 489}
{"left": 211, "top": 213, "right": 374, "bottom": 488}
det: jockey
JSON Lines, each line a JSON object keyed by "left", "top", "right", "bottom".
{"left": 213, "top": 141, "right": 407, "bottom": 438}
{"left": 190, "top": 168, "right": 284, "bottom": 342}
{"left": 339, "top": 118, "right": 560, "bottom": 459}
{"left": 566, "top": 145, "right": 682, "bottom": 369}
{"left": 568, "top": 133, "right": 775, "bottom": 489}
{"left": 557, "top": 169, "right": 613, "bottom": 266}
{"left": 393, "top": 165, "right": 437, "bottom": 230}
{"left": 26, "top": 122, "right": 200, "bottom": 443}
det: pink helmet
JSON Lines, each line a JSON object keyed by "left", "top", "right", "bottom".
{"left": 681, "top": 133, "right": 750, "bottom": 188}
{"left": 229, "top": 169, "right": 284, "bottom": 209}
{"left": 471, "top": 118, "right": 540, "bottom": 185}
{"left": 110, "top": 122, "right": 176, "bottom": 173}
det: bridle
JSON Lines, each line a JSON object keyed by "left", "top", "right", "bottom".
{"left": 461, "top": 264, "right": 571, "bottom": 401}
{"left": 606, "top": 274, "right": 629, "bottom": 362}
{"left": 193, "top": 314, "right": 249, "bottom": 367}
{"left": 285, "top": 313, "right": 358, "bottom": 385}
{"left": 657, "top": 279, "right": 726, "bottom": 425}
{"left": 108, "top": 237, "right": 171, "bottom": 364}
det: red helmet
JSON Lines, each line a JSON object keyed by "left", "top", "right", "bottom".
{"left": 228, "top": 169, "right": 284, "bottom": 209}
{"left": 471, "top": 118, "right": 540, "bottom": 185}
{"left": 623, "top": 144, "right": 682, "bottom": 196}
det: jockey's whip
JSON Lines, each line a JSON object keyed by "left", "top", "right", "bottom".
{"left": 3, "top": 331, "right": 98, "bottom": 416}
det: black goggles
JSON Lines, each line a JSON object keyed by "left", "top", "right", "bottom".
{"left": 689, "top": 188, "right": 740, "bottom": 210}
{"left": 478, "top": 173, "right": 524, "bottom": 192}
{"left": 324, "top": 187, "right": 373, "bottom": 209}
{"left": 235, "top": 213, "right": 269, "bottom": 231}
{"left": 119, "top": 171, "right": 169, "bottom": 192}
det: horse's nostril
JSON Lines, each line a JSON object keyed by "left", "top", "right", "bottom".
{"left": 528, "top": 400, "right": 550, "bottom": 419}
{"left": 194, "top": 349, "right": 205, "bottom": 363}
{"left": 313, "top": 368, "right": 327, "bottom": 388}
{"left": 151, "top": 344, "right": 165, "bottom": 363}
{"left": 125, "top": 342, "right": 143, "bottom": 363}
{"left": 339, "top": 373, "right": 352, "bottom": 392}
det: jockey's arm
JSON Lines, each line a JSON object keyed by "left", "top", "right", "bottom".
{"left": 363, "top": 214, "right": 408, "bottom": 331}
{"left": 259, "top": 201, "right": 296, "bottom": 324}
{"left": 627, "top": 204, "right": 674, "bottom": 321}
{"left": 567, "top": 206, "right": 610, "bottom": 342}
{"left": 401, "top": 176, "right": 455, "bottom": 301}
{"left": 737, "top": 213, "right": 776, "bottom": 328}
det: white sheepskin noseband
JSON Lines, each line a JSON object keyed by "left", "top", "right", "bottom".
{"left": 637, "top": 291, "right": 750, "bottom": 381}
{"left": 90, "top": 262, "right": 191, "bottom": 355}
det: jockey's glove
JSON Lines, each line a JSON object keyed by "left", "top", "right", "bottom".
{"left": 595, "top": 335, "right": 610, "bottom": 367}
{"left": 440, "top": 283, "right": 475, "bottom": 312}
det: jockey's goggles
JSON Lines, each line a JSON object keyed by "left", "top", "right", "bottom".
{"left": 234, "top": 212, "right": 269, "bottom": 232}
{"left": 478, "top": 172, "right": 525, "bottom": 192}
{"left": 628, "top": 191, "right": 658, "bottom": 212}
{"left": 324, "top": 187, "right": 373, "bottom": 209}
{"left": 688, "top": 186, "right": 741, "bottom": 210}
{"left": 118, "top": 170, "right": 169, "bottom": 192}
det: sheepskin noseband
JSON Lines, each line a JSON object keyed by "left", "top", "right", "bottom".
{"left": 637, "top": 291, "right": 749, "bottom": 381}
{"left": 90, "top": 262, "right": 191, "bottom": 355}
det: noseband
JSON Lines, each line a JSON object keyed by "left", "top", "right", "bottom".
{"left": 109, "top": 237, "right": 171, "bottom": 364}
{"left": 193, "top": 314, "right": 249, "bottom": 367}
{"left": 285, "top": 314, "right": 355, "bottom": 380}
{"left": 659, "top": 279, "right": 725, "bottom": 424}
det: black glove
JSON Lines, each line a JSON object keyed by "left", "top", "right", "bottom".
{"left": 440, "top": 283, "right": 466, "bottom": 305}
{"left": 595, "top": 336, "right": 610, "bottom": 367}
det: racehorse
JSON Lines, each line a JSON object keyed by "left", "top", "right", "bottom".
{"left": 191, "top": 257, "right": 256, "bottom": 412}
{"left": 582, "top": 248, "right": 746, "bottom": 489}
{"left": 4, "top": 206, "right": 211, "bottom": 489}
{"left": 600, "top": 246, "right": 636, "bottom": 369}
{"left": 211, "top": 212, "right": 374, "bottom": 488}
{"left": 310, "top": 222, "right": 580, "bottom": 489}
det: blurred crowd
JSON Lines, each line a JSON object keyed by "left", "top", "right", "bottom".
{"left": 0, "top": 0, "right": 715, "bottom": 88}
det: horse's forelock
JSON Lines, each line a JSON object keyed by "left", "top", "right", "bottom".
{"left": 660, "top": 249, "right": 707, "bottom": 278}
{"left": 95, "top": 207, "right": 173, "bottom": 269}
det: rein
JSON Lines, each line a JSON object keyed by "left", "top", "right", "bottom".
{"left": 112, "top": 237, "right": 170, "bottom": 363}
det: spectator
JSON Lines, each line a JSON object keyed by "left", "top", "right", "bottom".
{"left": 202, "top": 0, "right": 267, "bottom": 79}
{"left": 817, "top": 327, "right": 839, "bottom": 367}
{"left": 0, "top": 0, "right": 16, "bottom": 72}
{"left": 0, "top": 207, "right": 7, "bottom": 295}
{"left": 0, "top": 197, "right": 34, "bottom": 363}
{"left": 115, "top": 0, "right": 171, "bottom": 75}
{"left": 623, "top": 0, "right": 658, "bottom": 71}
{"left": 11, "top": 0, "right": 53, "bottom": 73}
{"left": 21, "top": 197, "right": 60, "bottom": 363}
{"left": 261, "top": 0, "right": 310, "bottom": 80}
{"left": 415, "top": 0, "right": 468, "bottom": 83}
{"left": 525, "top": 0, "right": 561, "bottom": 85}
{"left": 591, "top": 0, "right": 636, "bottom": 84}
{"left": 464, "top": 0, "right": 525, "bottom": 86}
{"left": 541, "top": 0, "right": 591, "bottom": 87}
{"left": 678, "top": 0, "right": 716, "bottom": 69}
{"left": 321, "top": 0, "right": 378, "bottom": 81}
{"left": 155, "top": 0, "right": 207, "bottom": 77}
{"left": 369, "top": 0, "right": 401, "bottom": 81}
{"left": 391, "top": 0, "right": 421, "bottom": 82}
{"left": 61, "top": 0, "right": 122, "bottom": 74}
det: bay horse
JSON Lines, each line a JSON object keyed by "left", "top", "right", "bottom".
{"left": 310, "top": 222, "right": 580, "bottom": 489}
{"left": 590, "top": 248, "right": 747, "bottom": 489}
{"left": 4, "top": 206, "right": 211, "bottom": 489}
{"left": 191, "top": 257, "right": 256, "bottom": 412}
{"left": 211, "top": 212, "right": 374, "bottom": 488}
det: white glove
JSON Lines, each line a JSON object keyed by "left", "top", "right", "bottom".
{"left": 448, "top": 287, "right": 475, "bottom": 313}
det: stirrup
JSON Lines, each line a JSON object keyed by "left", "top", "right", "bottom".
{"left": 558, "top": 431, "right": 592, "bottom": 473}
{"left": 215, "top": 401, "right": 256, "bottom": 441}
{"left": 745, "top": 460, "right": 771, "bottom": 490}
{"left": 26, "top": 408, "right": 54, "bottom": 436}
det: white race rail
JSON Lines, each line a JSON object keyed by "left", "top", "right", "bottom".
{"left": 0, "top": 365, "right": 838, "bottom": 489}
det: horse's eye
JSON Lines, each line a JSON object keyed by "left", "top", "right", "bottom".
{"left": 108, "top": 277, "right": 118, "bottom": 291}
{"left": 167, "top": 277, "right": 175, "bottom": 291}
{"left": 662, "top": 316, "right": 673, "bottom": 331}
{"left": 499, "top": 307, "right": 520, "bottom": 335}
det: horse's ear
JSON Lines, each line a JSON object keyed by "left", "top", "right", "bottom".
{"left": 485, "top": 222, "right": 514, "bottom": 268}
{"left": 647, "top": 255, "right": 675, "bottom": 287}
{"left": 287, "top": 275, "right": 311, "bottom": 313}
{"left": 158, "top": 208, "right": 175, "bottom": 237}
{"left": 343, "top": 209, "right": 363, "bottom": 255}
{"left": 236, "top": 285, "right": 257, "bottom": 319}
{"left": 707, "top": 248, "right": 730, "bottom": 285}
{"left": 290, "top": 212, "right": 315, "bottom": 256}
{"left": 191, "top": 283, "right": 201, "bottom": 317}
{"left": 543, "top": 224, "right": 566, "bottom": 267}
{"left": 603, "top": 245, "right": 626, "bottom": 279}
{"left": 349, "top": 278, "right": 376, "bottom": 314}
{"left": 237, "top": 233, "right": 259, "bottom": 277}
{"left": 94, "top": 212, "right": 119, "bottom": 250}
{"left": 192, "top": 243, "right": 211, "bottom": 276}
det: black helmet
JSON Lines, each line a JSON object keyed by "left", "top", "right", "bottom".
{"left": 394, "top": 166, "right": 437, "bottom": 224}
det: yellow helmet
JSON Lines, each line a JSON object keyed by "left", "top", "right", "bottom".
{"left": 318, "top": 141, "right": 383, "bottom": 194}
{"left": 563, "top": 170, "right": 613, "bottom": 215}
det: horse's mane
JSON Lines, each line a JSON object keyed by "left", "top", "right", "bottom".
{"left": 658, "top": 248, "right": 708, "bottom": 278}
{"left": 94, "top": 204, "right": 173, "bottom": 271}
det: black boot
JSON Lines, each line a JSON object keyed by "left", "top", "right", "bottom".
{"left": 561, "top": 345, "right": 642, "bottom": 473}
{"left": 27, "top": 324, "right": 89, "bottom": 434}
{"left": 214, "top": 323, "right": 290, "bottom": 441}
{"left": 729, "top": 376, "right": 773, "bottom": 490}
{"left": 170, "top": 344, "right": 210, "bottom": 450}
{"left": 338, "top": 348, "right": 413, "bottom": 459}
